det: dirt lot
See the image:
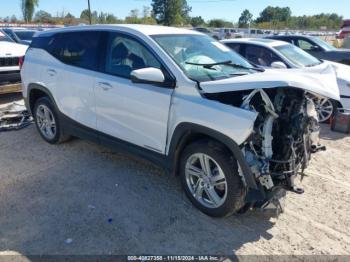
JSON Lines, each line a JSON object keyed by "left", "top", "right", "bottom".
{"left": 0, "top": 95, "right": 350, "bottom": 256}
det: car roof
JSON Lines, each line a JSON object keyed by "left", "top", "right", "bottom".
{"left": 37, "top": 24, "right": 202, "bottom": 37}
{"left": 268, "top": 34, "right": 314, "bottom": 39}
{"left": 221, "top": 38, "right": 288, "bottom": 48}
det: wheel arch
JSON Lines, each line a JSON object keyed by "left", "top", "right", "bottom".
{"left": 168, "top": 122, "right": 258, "bottom": 190}
{"left": 27, "top": 84, "right": 57, "bottom": 115}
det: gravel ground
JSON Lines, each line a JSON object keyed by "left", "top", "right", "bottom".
{"left": 0, "top": 96, "right": 350, "bottom": 256}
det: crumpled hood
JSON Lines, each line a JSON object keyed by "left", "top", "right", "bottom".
{"left": 0, "top": 41, "right": 28, "bottom": 57}
{"left": 322, "top": 60, "right": 350, "bottom": 82}
{"left": 200, "top": 64, "right": 340, "bottom": 101}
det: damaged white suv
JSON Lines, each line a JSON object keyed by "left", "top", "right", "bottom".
{"left": 21, "top": 25, "right": 340, "bottom": 217}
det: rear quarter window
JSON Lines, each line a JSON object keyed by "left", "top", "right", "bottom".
{"left": 34, "top": 31, "right": 102, "bottom": 71}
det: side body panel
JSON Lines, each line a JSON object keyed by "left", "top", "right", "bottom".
{"left": 166, "top": 88, "right": 257, "bottom": 154}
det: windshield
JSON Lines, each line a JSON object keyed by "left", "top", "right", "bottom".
{"left": 152, "top": 34, "right": 256, "bottom": 82}
{"left": 310, "top": 36, "right": 336, "bottom": 51}
{"left": 14, "top": 31, "right": 36, "bottom": 41}
{"left": 0, "top": 30, "right": 14, "bottom": 42}
{"left": 275, "top": 44, "right": 322, "bottom": 67}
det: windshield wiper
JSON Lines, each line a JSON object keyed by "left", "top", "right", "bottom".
{"left": 185, "top": 60, "right": 265, "bottom": 72}
{"left": 306, "top": 62, "right": 322, "bottom": 67}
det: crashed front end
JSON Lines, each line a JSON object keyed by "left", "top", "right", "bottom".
{"left": 201, "top": 68, "right": 340, "bottom": 209}
{"left": 240, "top": 88, "right": 323, "bottom": 206}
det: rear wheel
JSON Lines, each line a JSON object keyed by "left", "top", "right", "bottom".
{"left": 179, "top": 140, "right": 246, "bottom": 217}
{"left": 33, "top": 97, "right": 70, "bottom": 144}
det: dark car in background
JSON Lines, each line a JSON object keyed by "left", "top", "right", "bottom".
{"left": 267, "top": 35, "right": 350, "bottom": 65}
{"left": 2, "top": 28, "right": 37, "bottom": 45}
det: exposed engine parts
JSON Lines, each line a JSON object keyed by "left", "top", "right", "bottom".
{"left": 205, "top": 87, "right": 326, "bottom": 208}
{"left": 241, "top": 88, "right": 323, "bottom": 195}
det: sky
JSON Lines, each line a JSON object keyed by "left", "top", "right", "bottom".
{"left": 1, "top": 0, "right": 350, "bottom": 22}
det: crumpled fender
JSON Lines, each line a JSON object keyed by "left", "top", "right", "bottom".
{"left": 200, "top": 65, "right": 340, "bottom": 101}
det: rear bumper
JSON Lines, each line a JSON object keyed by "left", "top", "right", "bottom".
{"left": 0, "top": 70, "right": 21, "bottom": 85}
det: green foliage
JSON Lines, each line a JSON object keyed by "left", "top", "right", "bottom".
{"left": 256, "top": 6, "right": 291, "bottom": 23}
{"left": 238, "top": 9, "right": 253, "bottom": 28}
{"left": 34, "top": 10, "right": 52, "bottom": 23}
{"left": 21, "top": 0, "right": 39, "bottom": 22}
{"left": 255, "top": 12, "right": 343, "bottom": 30}
{"left": 208, "top": 19, "right": 233, "bottom": 28}
{"left": 125, "top": 7, "right": 157, "bottom": 24}
{"left": 190, "top": 16, "right": 205, "bottom": 27}
{"left": 151, "top": 0, "right": 191, "bottom": 26}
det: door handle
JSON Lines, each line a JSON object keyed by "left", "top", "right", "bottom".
{"left": 98, "top": 82, "right": 113, "bottom": 91}
{"left": 47, "top": 68, "right": 56, "bottom": 76}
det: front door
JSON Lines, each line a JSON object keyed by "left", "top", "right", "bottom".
{"left": 94, "top": 32, "right": 174, "bottom": 153}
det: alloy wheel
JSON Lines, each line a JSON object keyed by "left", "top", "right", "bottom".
{"left": 311, "top": 97, "right": 334, "bottom": 123}
{"left": 36, "top": 104, "right": 57, "bottom": 140}
{"left": 185, "top": 153, "right": 228, "bottom": 209}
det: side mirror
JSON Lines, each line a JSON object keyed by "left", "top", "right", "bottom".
{"left": 131, "top": 67, "right": 165, "bottom": 85}
{"left": 310, "top": 45, "right": 321, "bottom": 52}
{"left": 271, "top": 61, "right": 287, "bottom": 69}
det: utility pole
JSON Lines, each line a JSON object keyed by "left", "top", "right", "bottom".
{"left": 87, "top": 0, "right": 92, "bottom": 24}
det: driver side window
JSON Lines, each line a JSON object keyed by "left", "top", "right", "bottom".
{"left": 105, "top": 33, "right": 161, "bottom": 78}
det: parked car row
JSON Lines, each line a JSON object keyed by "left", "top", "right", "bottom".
{"left": 222, "top": 38, "right": 350, "bottom": 122}
{"left": 20, "top": 25, "right": 341, "bottom": 217}
{"left": 267, "top": 35, "right": 350, "bottom": 65}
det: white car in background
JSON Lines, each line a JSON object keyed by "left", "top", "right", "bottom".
{"left": 0, "top": 29, "right": 28, "bottom": 90}
{"left": 222, "top": 38, "right": 350, "bottom": 122}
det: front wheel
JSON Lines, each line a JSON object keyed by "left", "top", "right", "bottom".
{"left": 311, "top": 96, "right": 337, "bottom": 123}
{"left": 179, "top": 140, "right": 246, "bottom": 217}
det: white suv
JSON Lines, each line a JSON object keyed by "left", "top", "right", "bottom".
{"left": 21, "top": 25, "right": 339, "bottom": 217}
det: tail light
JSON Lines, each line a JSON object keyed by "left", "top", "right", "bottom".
{"left": 19, "top": 56, "right": 24, "bottom": 70}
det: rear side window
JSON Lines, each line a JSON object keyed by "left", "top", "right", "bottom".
{"left": 46, "top": 31, "right": 101, "bottom": 71}
{"left": 30, "top": 35, "right": 51, "bottom": 49}
{"left": 245, "top": 45, "right": 283, "bottom": 67}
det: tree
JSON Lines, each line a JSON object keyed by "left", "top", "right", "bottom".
{"left": 21, "top": 0, "right": 39, "bottom": 23}
{"left": 125, "top": 9, "right": 141, "bottom": 24}
{"left": 106, "top": 14, "right": 119, "bottom": 24}
{"left": 34, "top": 10, "right": 52, "bottom": 23}
{"left": 208, "top": 19, "right": 233, "bottom": 28}
{"left": 256, "top": 6, "right": 291, "bottom": 23}
{"left": 238, "top": 9, "right": 253, "bottom": 28}
{"left": 141, "top": 6, "right": 157, "bottom": 24}
{"left": 80, "top": 9, "right": 97, "bottom": 24}
{"left": 11, "top": 15, "right": 18, "bottom": 23}
{"left": 152, "top": 0, "right": 191, "bottom": 26}
{"left": 143, "top": 6, "right": 152, "bottom": 18}
{"left": 190, "top": 16, "right": 205, "bottom": 27}
{"left": 63, "top": 13, "right": 76, "bottom": 25}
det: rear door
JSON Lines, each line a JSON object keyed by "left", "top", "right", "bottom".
{"left": 94, "top": 32, "right": 175, "bottom": 153}
{"left": 48, "top": 31, "right": 102, "bottom": 129}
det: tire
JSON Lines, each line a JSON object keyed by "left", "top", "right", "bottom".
{"left": 33, "top": 97, "right": 70, "bottom": 144}
{"left": 179, "top": 139, "right": 246, "bottom": 217}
